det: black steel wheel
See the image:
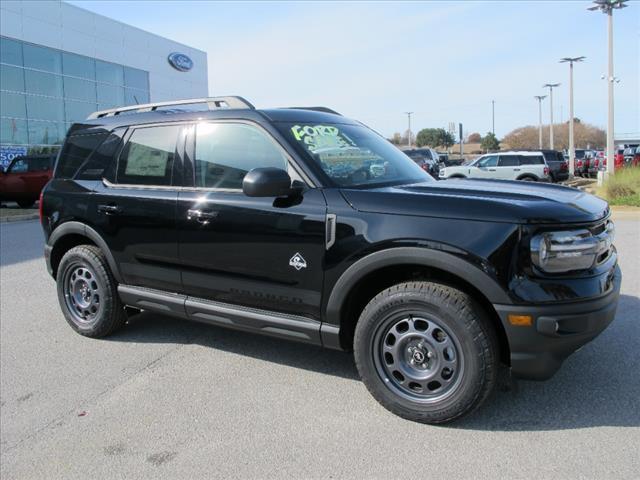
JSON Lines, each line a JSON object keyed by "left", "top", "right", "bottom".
{"left": 354, "top": 281, "right": 498, "bottom": 424}
{"left": 56, "top": 245, "right": 126, "bottom": 337}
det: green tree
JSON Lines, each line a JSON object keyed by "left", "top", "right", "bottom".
{"left": 480, "top": 132, "right": 500, "bottom": 152}
{"left": 416, "top": 128, "right": 455, "bottom": 149}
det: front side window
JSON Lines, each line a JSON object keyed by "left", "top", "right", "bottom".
{"left": 8, "top": 158, "right": 27, "bottom": 173}
{"left": 194, "top": 123, "right": 288, "bottom": 189}
{"left": 117, "top": 125, "right": 181, "bottom": 186}
{"left": 277, "top": 122, "right": 430, "bottom": 188}
{"left": 476, "top": 155, "right": 498, "bottom": 167}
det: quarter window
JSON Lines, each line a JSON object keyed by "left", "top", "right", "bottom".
{"left": 519, "top": 155, "right": 545, "bottom": 165}
{"left": 117, "top": 125, "right": 181, "bottom": 186}
{"left": 194, "top": 123, "right": 288, "bottom": 189}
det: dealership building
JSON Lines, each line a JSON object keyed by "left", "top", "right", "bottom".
{"left": 0, "top": 0, "right": 208, "bottom": 167}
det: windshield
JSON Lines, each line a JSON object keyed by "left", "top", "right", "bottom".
{"left": 277, "top": 122, "right": 432, "bottom": 187}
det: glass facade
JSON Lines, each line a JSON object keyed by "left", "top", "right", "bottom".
{"left": 0, "top": 36, "right": 150, "bottom": 155}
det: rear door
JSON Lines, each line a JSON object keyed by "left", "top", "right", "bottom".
{"left": 496, "top": 155, "right": 519, "bottom": 180}
{"left": 519, "top": 154, "right": 546, "bottom": 178}
{"left": 90, "top": 123, "right": 186, "bottom": 292}
{"left": 176, "top": 121, "right": 327, "bottom": 320}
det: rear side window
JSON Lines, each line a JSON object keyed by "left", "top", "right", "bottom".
{"left": 519, "top": 155, "right": 545, "bottom": 165}
{"left": 56, "top": 132, "right": 109, "bottom": 178}
{"left": 116, "top": 125, "right": 181, "bottom": 186}
{"left": 75, "top": 130, "right": 124, "bottom": 180}
{"left": 498, "top": 155, "right": 519, "bottom": 167}
{"left": 193, "top": 123, "right": 288, "bottom": 189}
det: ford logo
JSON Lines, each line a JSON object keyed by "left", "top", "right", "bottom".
{"left": 168, "top": 52, "right": 193, "bottom": 72}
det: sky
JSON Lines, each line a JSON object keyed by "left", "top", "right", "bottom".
{"left": 68, "top": 0, "right": 639, "bottom": 139}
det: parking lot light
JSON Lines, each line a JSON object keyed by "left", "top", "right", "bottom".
{"left": 560, "top": 57, "right": 586, "bottom": 178}
{"left": 543, "top": 83, "right": 560, "bottom": 149}
{"left": 589, "top": 0, "right": 628, "bottom": 176}
{"left": 534, "top": 95, "right": 547, "bottom": 150}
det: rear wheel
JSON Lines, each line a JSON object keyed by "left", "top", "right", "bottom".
{"left": 519, "top": 176, "right": 537, "bottom": 182}
{"left": 354, "top": 282, "right": 498, "bottom": 424}
{"left": 56, "top": 245, "right": 126, "bottom": 337}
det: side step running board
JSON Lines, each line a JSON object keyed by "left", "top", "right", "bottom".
{"left": 117, "top": 285, "right": 322, "bottom": 345}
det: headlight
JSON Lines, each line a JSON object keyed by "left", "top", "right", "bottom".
{"left": 530, "top": 221, "right": 614, "bottom": 273}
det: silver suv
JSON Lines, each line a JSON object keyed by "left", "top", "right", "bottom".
{"left": 439, "top": 152, "right": 550, "bottom": 182}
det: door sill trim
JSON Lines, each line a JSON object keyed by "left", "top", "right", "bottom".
{"left": 117, "top": 284, "right": 322, "bottom": 345}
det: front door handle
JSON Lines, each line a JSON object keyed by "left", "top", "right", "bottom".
{"left": 97, "top": 204, "right": 123, "bottom": 215}
{"left": 187, "top": 209, "right": 218, "bottom": 223}
{"left": 488, "top": 168, "right": 496, "bottom": 171}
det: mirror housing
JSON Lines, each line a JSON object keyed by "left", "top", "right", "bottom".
{"left": 242, "top": 167, "right": 302, "bottom": 198}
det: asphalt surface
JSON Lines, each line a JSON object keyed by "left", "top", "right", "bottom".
{"left": 1, "top": 214, "right": 639, "bottom": 479}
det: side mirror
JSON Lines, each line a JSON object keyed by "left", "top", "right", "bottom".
{"left": 242, "top": 167, "right": 302, "bottom": 198}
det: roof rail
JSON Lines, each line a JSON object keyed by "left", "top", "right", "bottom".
{"left": 87, "top": 96, "right": 255, "bottom": 119}
{"left": 288, "top": 106, "right": 342, "bottom": 116}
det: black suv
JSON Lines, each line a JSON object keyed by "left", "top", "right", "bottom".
{"left": 535, "top": 149, "right": 568, "bottom": 182}
{"left": 41, "top": 97, "right": 621, "bottom": 424}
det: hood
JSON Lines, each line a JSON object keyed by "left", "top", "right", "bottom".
{"left": 340, "top": 179, "right": 609, "bottom": 224}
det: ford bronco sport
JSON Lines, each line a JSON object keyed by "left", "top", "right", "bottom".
{"left": 41, "top": 96, "right": 621, "bottom": 424}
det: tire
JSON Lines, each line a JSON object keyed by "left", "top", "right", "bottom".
{"left": 56, "top": 245, "right": 126, "bottom": 338}
{"left": 519, "top": 176, "right": 536, "bottom": 182}
{"left": 16, "top": 199, "right": 35, "bottom": 208}
{"left": 354, "top": 282, "right": 498, "bottom": 424}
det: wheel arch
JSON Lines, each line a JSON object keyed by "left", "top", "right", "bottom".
{"left": 321, "top": 247, "right": 511, "bottom": 364}
{"left": 516, "top": 173, "right": 538, "bottom": 181}
{"left": 48, "top": 222, "right": 122, "bottom": 282}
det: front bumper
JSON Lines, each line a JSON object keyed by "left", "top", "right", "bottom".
{"left": 493, "top": 265, "right": 621, "bottom": 380}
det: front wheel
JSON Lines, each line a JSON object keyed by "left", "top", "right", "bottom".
{"left": 354, "top": 282, "right": 498, "bottom": 424}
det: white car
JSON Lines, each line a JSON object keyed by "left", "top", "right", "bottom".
{"left": 439, "top": 152, "right": 551, "bottom": 182}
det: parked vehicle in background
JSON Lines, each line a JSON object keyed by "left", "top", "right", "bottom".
{"left": 615, "top": 147, "right": 625, "bottom": 168}
{"left": 439, "top": 151, "right": 550, "bottom": 182}
{"left": 535, "top": 150, "right": 568, "bottom": 182}
{"left": 404, "top": 148, "right": 440, "bottom": 178}
{"left": 634, "top": 146, "right": 640, "bottom": 167}
{"left": 623, "top": 145, "right": 639, "bottom": 167}
{"left": 588, "top": 151, "right": 605, "bottom": 177}
{"left": 0, "top": 154, "right": 55, "bottom": 207}
{"left": 573, "top": 149, "right": 591, "bottom": 177}
{"left": 40, "top": 96, "right": 620, "bottom": 424}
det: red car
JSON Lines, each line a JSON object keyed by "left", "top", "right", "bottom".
{"left": 0, "top": 154, "right": 55, "bottom": 208}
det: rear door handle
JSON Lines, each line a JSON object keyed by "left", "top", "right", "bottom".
{"left": 513, "top": 168, "right": 521, "bottom": 171}
{"left": 97, "top": 204, "right": 122, "bottom": 215}
{"left": 488, "top": 169, "right": 496, "bottom": 171}
{"left": 187, "top": 209, "right": 218, "bottom": 223}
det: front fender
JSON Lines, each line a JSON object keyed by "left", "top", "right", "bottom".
{"left": 320, "top": 246, "right": 512, "bottom": 349}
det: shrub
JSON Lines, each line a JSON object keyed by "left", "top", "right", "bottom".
{"left": 598, "top": 168, "right": 640, "bottom": 207}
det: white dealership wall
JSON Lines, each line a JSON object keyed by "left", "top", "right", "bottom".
{"left": 0, "top": 0, "right": 209, "bottom": 102}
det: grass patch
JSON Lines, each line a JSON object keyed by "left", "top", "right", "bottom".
{"left": 598, "top": 168, "right": 640, "bottom": 207}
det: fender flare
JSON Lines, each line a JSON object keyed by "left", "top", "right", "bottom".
{"left": 48, "top": 221, "right": 122, "bottom": 282}
{"left": 516, "top": 173, "right": 539, "bottom": 181}
{"left": 321, "top": 247, "right": 511, "bottom": 348}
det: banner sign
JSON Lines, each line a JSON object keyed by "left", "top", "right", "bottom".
{"left": 0, "top": 146, "right": 27, "bottom": 169}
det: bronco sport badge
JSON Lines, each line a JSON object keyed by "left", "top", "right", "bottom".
{"left": 289, "top": 253, "right": 307, "bottom": 270}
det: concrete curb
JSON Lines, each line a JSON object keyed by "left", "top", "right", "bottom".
{"left": 0, "top": 213, "right": 39, "bottom": 223}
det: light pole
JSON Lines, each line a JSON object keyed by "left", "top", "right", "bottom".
{"left": 534, "top": 95, "right": 547, "bottom": 149}
{"left": 543, "top": 83, "right": 560, "bottom": 149}
{"left": 560, "top": 56, "right": 586, "bottom": 177}
{"left": 589, "top": 0, "right": 628, "bottom": 176}
{"left": 404, "top": 112, "right": 413, "bottom": 147}
{"left": 491, "top": 100, "right": 495, "bottom": 135}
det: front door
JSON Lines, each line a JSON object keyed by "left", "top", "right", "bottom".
{"left": 90, "top": 123, "right": 186, "bottom": 292}
{"left": 177, "top": 121, "right": 327, "bottom": 320}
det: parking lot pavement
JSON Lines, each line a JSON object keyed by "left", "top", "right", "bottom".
{"left": 1, "top": 215, "right": 639, "bottom": 480}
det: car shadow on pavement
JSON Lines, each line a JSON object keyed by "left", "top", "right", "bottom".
{"left": 108, "top": 293, "right": 640, "bottom": 431}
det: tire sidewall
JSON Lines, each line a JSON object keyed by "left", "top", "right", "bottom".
{"left": 56, "top": 247, "right": 114, "bottom": 335}
{"left": 355, "top": 287, "right": 494, "bottom": 423}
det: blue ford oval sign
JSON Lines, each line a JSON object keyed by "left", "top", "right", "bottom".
{"left": 168, "top": 52, "right": 193, "bottom": 72}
